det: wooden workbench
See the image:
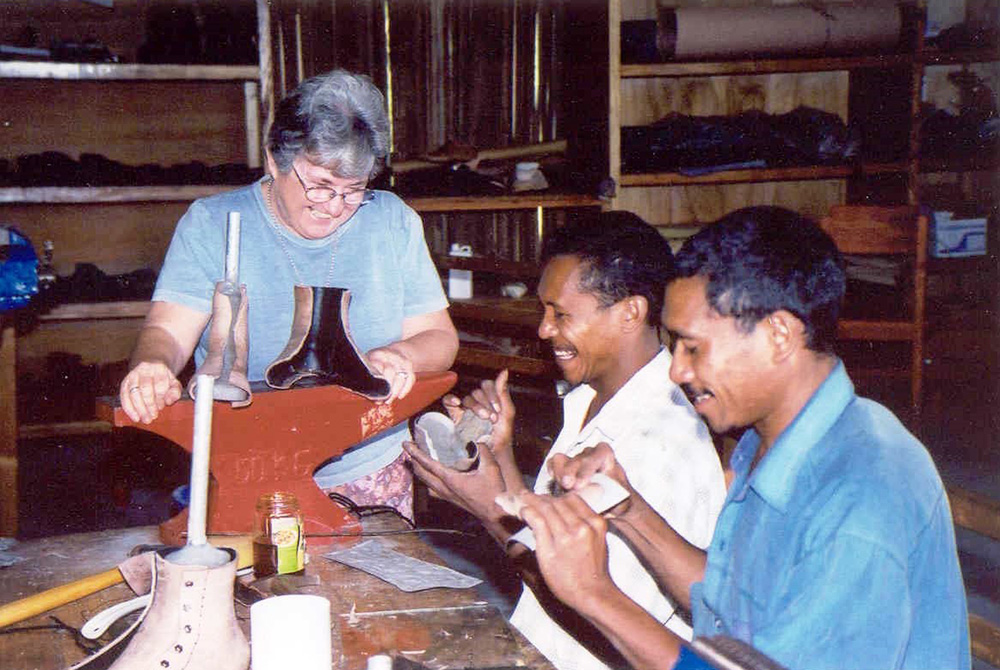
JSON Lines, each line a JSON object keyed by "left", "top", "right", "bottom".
{"left": 0, "top": 519, "right": 554, "bottom": 669}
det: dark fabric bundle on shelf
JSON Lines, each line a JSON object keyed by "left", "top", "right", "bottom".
{"left": 620, "top": 106, "right": 859, "bottom": 174}
{"left": 927, "top": 22, "right": 1000, "bottom": 51}
{"left": 138, "top": 3, "right": 258, "bottom": 65}
{"left": 921, "top": 109, "right": 998, "bottom": 159}
{"left": 11, "top": 152, "right": 263, "bottom": 187}
{"left": 388, "top": 164, "right": 509, "bottom": 198}
{"left": 37, "top": 262, "right": 157, "bottom": 305}
{"left": 920, "top": 70, "right": 998, "bottom": 161}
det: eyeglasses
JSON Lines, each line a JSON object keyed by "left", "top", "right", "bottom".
{"left": 291, "top": 165, "right": 374, "bottom": 206}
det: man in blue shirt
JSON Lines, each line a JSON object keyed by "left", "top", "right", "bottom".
{"left": 508, "top": 206, "right": 970, "bottom": 670}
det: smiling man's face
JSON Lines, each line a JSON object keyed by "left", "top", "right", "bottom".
{"left": 663, "top": 275, "right": 774, "bottom": 435}
{"left": 536, "top": 255, "right": 623, "bottom": 390}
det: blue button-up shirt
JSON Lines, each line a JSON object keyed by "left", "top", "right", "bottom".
{"left": 691, "top": 361, "right": 970, "bottom": 670}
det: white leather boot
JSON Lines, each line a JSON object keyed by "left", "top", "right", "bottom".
{"left": 104, "top": 548, "right": 249, "bottom": 670}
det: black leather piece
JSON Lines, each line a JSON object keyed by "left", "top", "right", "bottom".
{"left": 266, "top": 286, "right": 391, "bottom": 399}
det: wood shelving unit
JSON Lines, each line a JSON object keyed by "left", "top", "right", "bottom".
{"left": 605, "top": 1, "right": 998, "bottom": 428}
{"left": 607, "top": 4, "right": 1000, "bottom": 224}
{"left": 608, "top": 1, "right": 924, "bottom": 222}
{"left": 0, "top": 0, "right": 274, "bottom": 536}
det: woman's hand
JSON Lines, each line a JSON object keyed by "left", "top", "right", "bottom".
{"left": 120, "top": 301, "right": 208, "bottom": 424}
{"left": 119, "top": 361, "right": 183, "bottom": 424}
{"left": 365, "top": 308, "right": 459, "bottom": 404}
{"left": 365, "top": 345, "right": 416, "bottom": 404}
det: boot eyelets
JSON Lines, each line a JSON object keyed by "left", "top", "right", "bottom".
{"left": 175, "top": 644, "right": 184, "bottom": 653}
{"left": 160, "top": 660, "right": 170, "bottom": 667}
{"left": 184, "top": 625, "right": 192, "bottom": 633}
{"left": 185, "top": 580, "right": 194, "bottom": 587}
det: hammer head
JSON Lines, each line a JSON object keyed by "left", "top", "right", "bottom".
{"left": 118, "top": 546, "right": 175, "bottom": 595}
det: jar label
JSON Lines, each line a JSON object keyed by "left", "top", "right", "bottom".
{"left": 270, "top": 515, "right": 305, "bottom": 574}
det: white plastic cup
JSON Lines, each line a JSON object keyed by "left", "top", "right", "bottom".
{"left": 250, "top": 595, "right": 332, "bottom": 670}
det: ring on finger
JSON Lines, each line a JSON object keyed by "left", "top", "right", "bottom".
{"left": 129, "top": 386, "right": 141, "bottom": 393}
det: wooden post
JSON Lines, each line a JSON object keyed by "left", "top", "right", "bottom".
{"left": 0, "top": 317, "right": 17, "bottom": 536}
{"left": 256, "top": 0, "right": 275, "bottom": 147}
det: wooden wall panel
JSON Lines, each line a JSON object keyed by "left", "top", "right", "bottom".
{"left": 618, "top": 73, "right": 847, "bottom": 125}
{"left": 2, "top": 203, "right": 188, "bottom": 276}
{"left": 0, "top": 0, "right": 258, "bottom": 65}
{"left": 16, "top": 319, "right": 145, "bottom": 374}
{"left": 1, "top": 80, "right": 248, "bottom": 167}
{"left": 0, "top": 0, "right": 145, "bottom": 62}
{"left": 615, "top": 180, "right": 846, "bottom": 227}
{"left": 388, "top": 0, "right": 436, "bottom": 158}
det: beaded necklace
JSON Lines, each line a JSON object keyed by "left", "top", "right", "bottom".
{"left": 265, "top": 177, "right": 340, "bottom": 287}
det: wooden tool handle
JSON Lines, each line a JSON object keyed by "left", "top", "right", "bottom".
{"left": 0, "top": 567, "right": 122, "bottom": 628}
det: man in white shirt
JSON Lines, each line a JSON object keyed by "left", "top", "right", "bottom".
{"left": 404, "top": 211, "right": 726, "bottom": 670}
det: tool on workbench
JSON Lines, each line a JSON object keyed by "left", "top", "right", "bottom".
{"left": 0, "top": 549, "right": 152, "bottom": 629}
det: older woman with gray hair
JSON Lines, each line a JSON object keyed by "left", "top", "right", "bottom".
{"left": 119, "top": 69, "right": 458, "bottom": 518}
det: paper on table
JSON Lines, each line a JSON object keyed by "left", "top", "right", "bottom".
{"left": 324, "top": 539, "right": 482, "bottom": 592}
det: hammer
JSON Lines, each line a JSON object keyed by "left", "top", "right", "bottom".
{"left": 0, "top": 536, "right": 252, "bottom": 628}
{"left": 0, "top": 549, "right": 158, "bottom": 629}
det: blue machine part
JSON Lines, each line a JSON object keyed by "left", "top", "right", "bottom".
{"left": 0, "top": 227, "right": 39, "bottom": 313}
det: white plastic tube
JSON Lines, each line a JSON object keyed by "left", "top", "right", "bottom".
{"left": 186, "top": 374, "right": 215, "bottom": 546}
{"left": 225, "top": 211, "right": 241, "bottom": 286}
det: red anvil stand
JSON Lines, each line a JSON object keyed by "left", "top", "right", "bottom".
{"left": 97, "top": 372, "right": 456, "bottom": 545}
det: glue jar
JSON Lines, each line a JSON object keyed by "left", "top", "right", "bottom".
{"left": 253, "top": 491, "right": 306, "bottom": 578}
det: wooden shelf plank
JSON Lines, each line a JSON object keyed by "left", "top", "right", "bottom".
{"left": 36, "top": 301, "right": 150, "bottom": 321}
{"left": 0, "top": 185, "right": 239, "bottom": 204}
{"left": 19, "top": 420, "right": 112, "bottom": 440}
{"left": 449, "top": 298, "right": 542, "bottom": 329}
{"left": 969, "top": 613, "right": 1000, "bottom": 670}
{"left": 455, "top": 347, "right": 557, "bottom": 378}
{"left": 920, "top": 47, "right": 1000, "bottom": 66}
{"left": 0, "top": 61, "right": 259, "bottom": 81}
{"left": 620, "top": 53, "right": 913, "bottom": 78}
{"left": 919, "top": 154, "right": 999, "bottom": 174}
{"left": 619, "top": 163, "right": 908, "bottom": 187}
{"left": 948, "top": 485, "right": 1000, "bottom": 542}
{"left": 838, "top": 319, "right": 917, "bottom": 341}
{"left": 406, "top": 193, "right": 602, "bottom": 212}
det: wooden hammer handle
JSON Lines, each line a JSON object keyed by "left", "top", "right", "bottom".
{"left": 0, "top": 567, "right": 123, "bottom": 628}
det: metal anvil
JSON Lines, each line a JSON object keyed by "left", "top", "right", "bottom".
{"left": 98, "top": 372, "right": 456, "bottom": 544}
